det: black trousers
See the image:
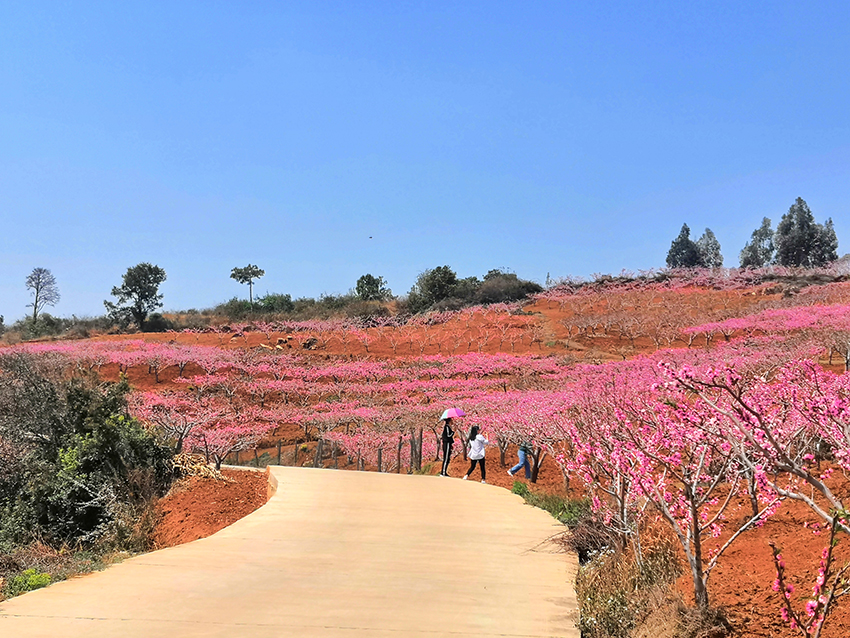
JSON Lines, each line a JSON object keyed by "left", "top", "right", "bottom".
{"left": 441, "top": 440, "right": 453, "bottom": 475}
{"left": 466, "top": 458, "right": 486, "bottom": 480}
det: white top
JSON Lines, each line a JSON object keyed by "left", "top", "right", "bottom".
{"left": 468, "top": 434, "right": 488, "bottom": 460}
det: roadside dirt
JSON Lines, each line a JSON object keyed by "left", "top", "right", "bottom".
{"left": 153, "top": 469, "right": 269, "bottom": 548}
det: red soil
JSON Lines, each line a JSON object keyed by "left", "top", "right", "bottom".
{"left": 703, "top": 497, "right": 850, "bottom": 638}
{"left": 153, "top": 468, "right": 269, "bottom": 548}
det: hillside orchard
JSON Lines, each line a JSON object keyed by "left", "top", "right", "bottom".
{"left": 9, "top": 267, "right": 850, "bottom": 636}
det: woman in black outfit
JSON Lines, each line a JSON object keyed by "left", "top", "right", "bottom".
{"left": 440, "top": 417, "right": 454, "bottom": 476}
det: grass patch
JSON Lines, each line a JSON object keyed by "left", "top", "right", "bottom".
{"left": 576, "top": 540, "right": 683, "bottom": 638}
{"left": 0, "top": 543, "right": 126, "bottom": 601}
{"left": 511, "top": 481, "right": 589, "bottom": 526}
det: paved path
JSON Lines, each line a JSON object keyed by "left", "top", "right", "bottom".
{"left": 0, "top": 466, "right": 578, "bottom": 637}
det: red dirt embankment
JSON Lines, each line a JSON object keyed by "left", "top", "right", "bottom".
{"left": 153, "top": 469, "right": 269, "bottom": 548}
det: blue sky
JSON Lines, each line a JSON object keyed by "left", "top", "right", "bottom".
{"left": 2, "top": 2, "right": 849, "bottom": 320}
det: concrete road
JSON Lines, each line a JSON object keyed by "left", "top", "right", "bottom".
{"left": 0, "top": 466, "right": 578, "bottom": 637}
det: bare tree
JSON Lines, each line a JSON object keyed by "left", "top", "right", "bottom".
{"left": 25, "top": 267, "right": 60, "bottom": 322}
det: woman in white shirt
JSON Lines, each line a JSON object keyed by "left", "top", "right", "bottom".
{"left": 463, "top": 425, "right": 488, "bottom": 483}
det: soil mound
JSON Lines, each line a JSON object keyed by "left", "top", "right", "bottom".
{"left": 153, "top": 469, "right": 269, "bottom": 548}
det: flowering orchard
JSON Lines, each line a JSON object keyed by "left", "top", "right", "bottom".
{"left": 11, "top": 286, "right": 850, "bottom": 630}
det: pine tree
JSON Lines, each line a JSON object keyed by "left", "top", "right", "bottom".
{"left": 811, "top": 218, "right": 839, "bottom": 266}
{"left": 775, "top": 198, "right": 838, "bottom": 267}
{"left": 775, "top": 198, "right": 820, "bottom": 267}
{"left": 695, "top": 228, "right": 723, "bottom": 268}
{"left": 739, "top": 218, "right": 775, "bottom": 268}
{"left": 666, "top": 224, "right": 701, "bottom": 268}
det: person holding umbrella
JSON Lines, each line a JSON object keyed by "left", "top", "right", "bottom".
{"left": 438, "top": 408, "right": 465, "bottom": 476}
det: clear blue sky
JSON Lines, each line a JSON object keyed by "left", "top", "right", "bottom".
{"left": 2, "top": 1, "right": 849, "bottom": 321}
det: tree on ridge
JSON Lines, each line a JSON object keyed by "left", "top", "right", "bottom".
{"left": 695, "top": 228, "right": 723, "bottom": 268}
{"left": 775, "top": 197, "right": 838, "bottom": 268}
{"left": 666, "top": 224, "right": 701, "bottom": 268}
{"left": 25, "top": 267, "right": 60, "bottom": 322}
{"left": 355, "top": 274, "right": 392, "bottom": 301}
{"left": 230, "top": 264, "right": 265, "bottom": 307}
{"left": 739, "top": 217, "right": 775, "bottom": 268}
{"left": 104, "top": 263, "right": 167, "bottom": 330}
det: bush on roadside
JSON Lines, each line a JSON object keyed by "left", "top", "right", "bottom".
{"left": 0, "top": 353, "right": 173, "bottom": 549}
{"left": 3, "top": 569, "right": 51, "bottom": 598}
{"left": 576, "top": 541, "right": 682, "bottom": 638}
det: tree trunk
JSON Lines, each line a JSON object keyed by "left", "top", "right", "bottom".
{"left": 746, "top": 468, "right": 760, "bottom": 519}
{"left": 530, "top": 447, "right": 546, "bottom": 484}
{"left": 689, "top": 491, "right": 709, "bottom": 609}
{"left": 313, "top": 439, "right": 324, "bottom": 468}
{"left": 377, "top": 447, "right": 383, "bottom": 473}
{"left": 397, "top": 436, "right": 403, "bottom": 474}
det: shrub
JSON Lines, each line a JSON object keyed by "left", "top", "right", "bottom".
{"left": 3, "top": 569, "right": 51, "bottom": 597}
{"left": 144, "top": 313, "right": 173, "bottom": 332}
{"left": 211, "top": 297, "right": 255, "bottom": 319}
{"left": 0, "top": 353, "right": 173, "bottom": 548}
{"left": 576, "top": 541, "right": 682, "bottom": 638}
{"left": 257, "top": 293, "right": 294, "bottom": 313}
{"left": 476, "top": 271, "right": 543, "bottom": 304}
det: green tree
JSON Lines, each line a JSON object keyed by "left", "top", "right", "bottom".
{"left": 355, "top": 274, "right": 391, "bottom": 301}
{"left": 666, "top": 224, "right": 701, "bottom": 268}
{"left": 695, "top": 229, "right": 723, "bottom": 268}
{"left": 230, "top": 264, "right": 265, "bottom": 307}
{"left": 775, "top": 198, "right": 838, "bottom": 267}
{"left": 454, "top": 276, "right": 481, "bottom": 302}
{"left": 812, "top": 218, "right": 839, "bottom": 267}
{"left": 407, "top": 266, "right": 458, "bottom": 313}
{"left": 104, "top": 263, "right": 167, "bottom": 330}
{"left": 25, "top": 267, "right": 60, "bottom": 323}
{"left": 739, "top": 217, "right": 775, "bottom": 268}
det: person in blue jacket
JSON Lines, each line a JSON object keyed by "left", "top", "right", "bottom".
{"left": 508, "top": 441, "right": 532, "bottom": 479}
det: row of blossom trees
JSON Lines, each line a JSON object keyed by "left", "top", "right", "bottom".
{"left": 14, "top": 297, "right": 850, "bottom": 631}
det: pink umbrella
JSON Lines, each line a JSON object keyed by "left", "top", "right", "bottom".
{"left": 440, "top": 408, "right": 466, "bottom": 420}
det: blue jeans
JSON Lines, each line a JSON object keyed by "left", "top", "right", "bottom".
{"left": 509, "top": 449, "right": 531, "bottom": 479}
